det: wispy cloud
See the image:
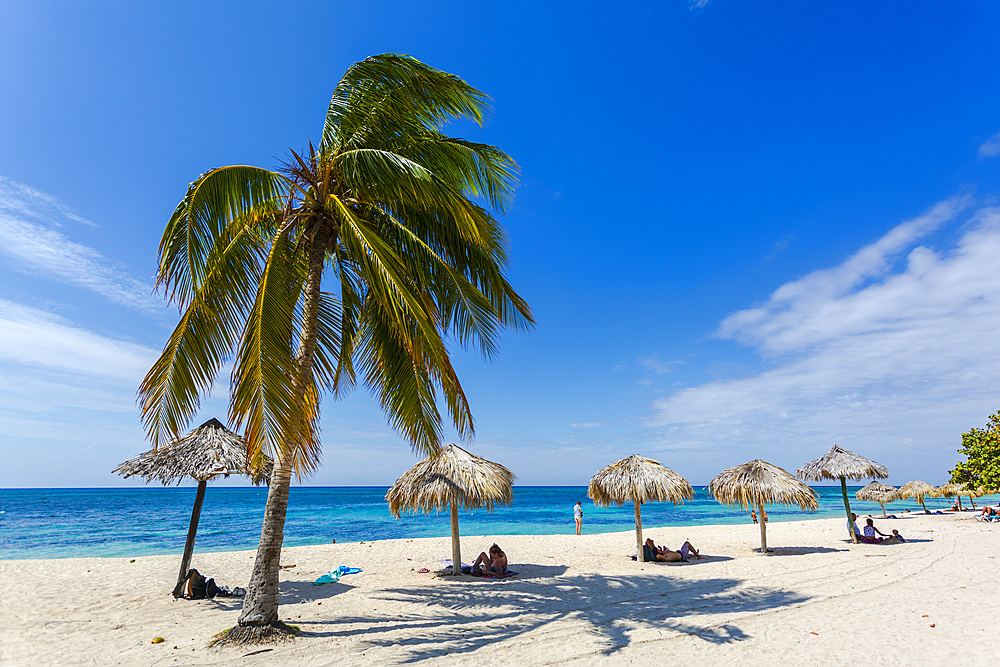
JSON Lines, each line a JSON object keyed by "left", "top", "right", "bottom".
{"left": 0, "top": 299, "right": 157, "bottom": 382}
{"left": 979, "top": 132, "right": 1000, "bottom": 157}
{"left": 689, "top": 0, "right": 711, "bottom": 9}
{"left": 640, "top": 355, "right": 681, "bottom": 374}
{"left": 0, "top": 176, "right": 160, "bottom": 311}
{"left": 652, "top": 198, "right": 1000, "bottom": 481}
{"left": 571, "top": 422, "right": 605, "bottom": 428}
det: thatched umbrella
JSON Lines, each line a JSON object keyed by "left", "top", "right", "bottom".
{"left": 114, "top": 418, "right": 272, "bottom": 594}
{"left": 899, "top": 480, "right": 939, "bottom": 514}
{"left": 386, "top": 444, "right": 514, "bottom": 576}
{"left": 587, "top": 455, "right": 694, "bottom": 562}
{"left": 709, "top": 459, "right": 818, "bottom": 553}
{"left": 797, "top": 445, "right": 888, "bottom": 543}
{"left": 855, "top": 481, "right": 900, "bottom": 518}
{"left": 938, "top": 483, "right": 964, "bottom": 509}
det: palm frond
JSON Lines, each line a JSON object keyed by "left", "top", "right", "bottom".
{"left": 157, "top": 166, "right": 286, "bottom": 306}
{"left": 322, "top": 54, "right": 490, "bottom": 153}
{"left": 138, "top": 205, "right": 277, "bottom": 447}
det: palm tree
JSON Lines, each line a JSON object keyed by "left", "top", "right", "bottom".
{"left": 138, "top": 54, "right": 532, "bottom": 644}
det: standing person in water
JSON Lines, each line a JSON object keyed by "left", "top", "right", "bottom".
{"left": 574, "top": 501, "right": 584, "bottom": 535}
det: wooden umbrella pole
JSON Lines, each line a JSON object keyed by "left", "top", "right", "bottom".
{"left": 176, "top": 479, "right": 207, "bottom": 591}
{"left": 969, "top": 495, "right": 976, "bottom": 509}
{"left": 758, "top": 502, "right": 767, "bottom": 553}
{"left": 957, "top": 496, "right": 963, "bottom": 510}
{"left": 840, "top": 476, "right": 856, "bottom": 543}
{"left": 634, "top": 502, "right": 644, "bottom": 562}
{"left": 879, "top": 501, "right": 886, "bottom": 518}
{"left": 450, "top": 501, "right": 462, "bottom": 576}
{"left": 920, "top": 497, "right": 929, "bottom": 514}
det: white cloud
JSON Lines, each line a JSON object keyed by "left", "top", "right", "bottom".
{"left": 0, "top": 176, "right": 98, "bottom": 228}
{"left": 0, "top": 299, "right": 157, "bottom": 382}
{"left": 652, "top": 198, "right": 1000, "bottom": 482}
{"left": 571, "top": 422, "right": 605, "bottom": 428}
{"left": 689, "top": 0, "right": 711, "bottom": 9}
{"left": 640, "top": 355, "right": 681, "bottom": 374}
{"left": 979, "top": 132, "right": 1000, "bottom": 157}
{"left": 0, "top": 176, "right": 161, "bottom": 311}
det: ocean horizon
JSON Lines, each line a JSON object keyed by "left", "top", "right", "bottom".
{"left": 1, "top": 485, "right": 991, "bottom": 561}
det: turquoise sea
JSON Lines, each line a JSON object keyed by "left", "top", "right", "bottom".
{"left": 1, "top": 486, "right": 993, "bottom": 560}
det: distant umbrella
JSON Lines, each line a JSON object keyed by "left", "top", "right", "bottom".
{"left": 797, "top": 445, "right": 888, "bottom": 543}
{"left": 113, "top": 418, "right": 272, "bottom": 595}
{"left": 938, "top": 483, "right": 965, "bottom": 510}
{"left": 899, "top": 480, "right": 939, "bottom": 514}
{"left": 588, "top": 455, "right": 694, "bottom": 562}
{"left": 386, "top": 444, "right": 514, "bottom": 576}
{"left": 855, "top": 481, "right": 900, "bottom": 518}
{"left": 709, "top": 459, "right": 818, "bottom": 553}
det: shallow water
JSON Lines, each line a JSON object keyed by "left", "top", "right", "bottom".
{"left": 0, "top": 486, "right": 990, "bottom": 559}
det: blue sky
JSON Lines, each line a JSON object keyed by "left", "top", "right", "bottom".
{"left": 2, "top": 0, "right": 1000, "bottom": 488}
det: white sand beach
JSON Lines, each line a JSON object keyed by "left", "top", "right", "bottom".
{"left": 1, "top": 512, "right": 997, "bottom": 666}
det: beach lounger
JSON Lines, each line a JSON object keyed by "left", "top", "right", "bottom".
{"left": 974, "top": 513, "right": 1000, "bottom": 522}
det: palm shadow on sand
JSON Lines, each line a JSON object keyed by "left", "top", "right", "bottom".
{"left": 298, "top": 570, "right": 805, "bottom": 662}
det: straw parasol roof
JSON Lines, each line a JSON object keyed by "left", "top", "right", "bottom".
{"left": 937, "top": 483, "right": 962, "bottom": 498}
{"left": 113, "top": 418, "right": 272, "bottom": 595}
{"left": 114, "top": 418, "right": 272, "bottom": 485}
{"left": 386, "top": 444, "right": 514, "bottom": 516}
{"left": 899, "top": 479, "right": 938, "bottom": 500}
{"left": 796, "top": 445, "right": 889, "bottom": 482}
{"left": 855, "top": 481, "right": 899, "bottom": 503}
{"left": 709, "top": 459, "right": 817, "bottom": 553}
{"left": 588, "top": 454, "right": 694, "bottom": 562}
{"left": 855, "top": 481, "right": 899, "bottom": 518}
{"left": 386, "top": 444, "right": 514, "bottom": 576}
{"left": 899, "top": 479, "right": 939, "bottom": 514}
{"left": 709, "top": 459, "right": 818, "bottom": 511}
{"left": 588, "top": 454, "right": 694, "bottom": 507}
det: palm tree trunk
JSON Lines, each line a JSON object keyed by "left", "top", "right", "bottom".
{"left": 222, "top": 224, "right": 335, "bottom": 644}
{"left": 237, "top": 453, "right": 292, "bottom": 628}
{"left": 450, "top": 501, "right": 462, "bottom": 576}
{"left": 840, "top": 476, "right": 857, "bottom": 543}
{"left": 759, "top": 502, "right": 767, "bottom": 553}
{"left": 174, "top": 479, "right": 206, "bottom": 595}
{"left": 634, "top": 502, "right": 644, "bottom": 562}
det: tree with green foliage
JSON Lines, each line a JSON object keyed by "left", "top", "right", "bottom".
{"left": 950, "top": 410, "right": 1000, "bottom": 494}
{"left": 137, "top": 54, "right": 532, "bottom": 644}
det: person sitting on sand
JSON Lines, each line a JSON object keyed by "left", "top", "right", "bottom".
{"left": 472, "top": 544, "right": 508, "bottom": 573}
{"left": 862, "top": 518, "right": 889, "bottom": 544}
{"left": 889, "top": 529, "right": 905, "bottom": 543}
{"left": 849, "top": 513, "right": 863, "bottom": 542}
{"left": 643, "top": 538, "right": 703, "bottom": 562}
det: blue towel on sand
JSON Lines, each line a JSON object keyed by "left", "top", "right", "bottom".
{"left": 313, "top": 566, "right": 363, "bottom": 585}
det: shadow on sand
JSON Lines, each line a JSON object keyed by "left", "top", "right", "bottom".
{"left": 297, "top": 570, "right": 807, "bottom": 662}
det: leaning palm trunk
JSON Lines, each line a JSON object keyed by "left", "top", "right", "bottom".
{"left": 222, "top": 228, "right": 332, "bottom": 642}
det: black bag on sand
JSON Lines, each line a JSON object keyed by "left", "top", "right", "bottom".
{"left": 187, "top": 569, "right": 208, "bottom": 599}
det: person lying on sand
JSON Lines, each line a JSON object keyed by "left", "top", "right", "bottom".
{"left": 643, "top": 538, "right": 703, "bottom": 562}
{"left": 979, "top": 505, "right": 1000, "bottom": 517}
{"left": 472, "top": 544, "right": 508, "bottom": 573}
{"left": 862, "top": 518, "right": 890, "bottom": 544}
